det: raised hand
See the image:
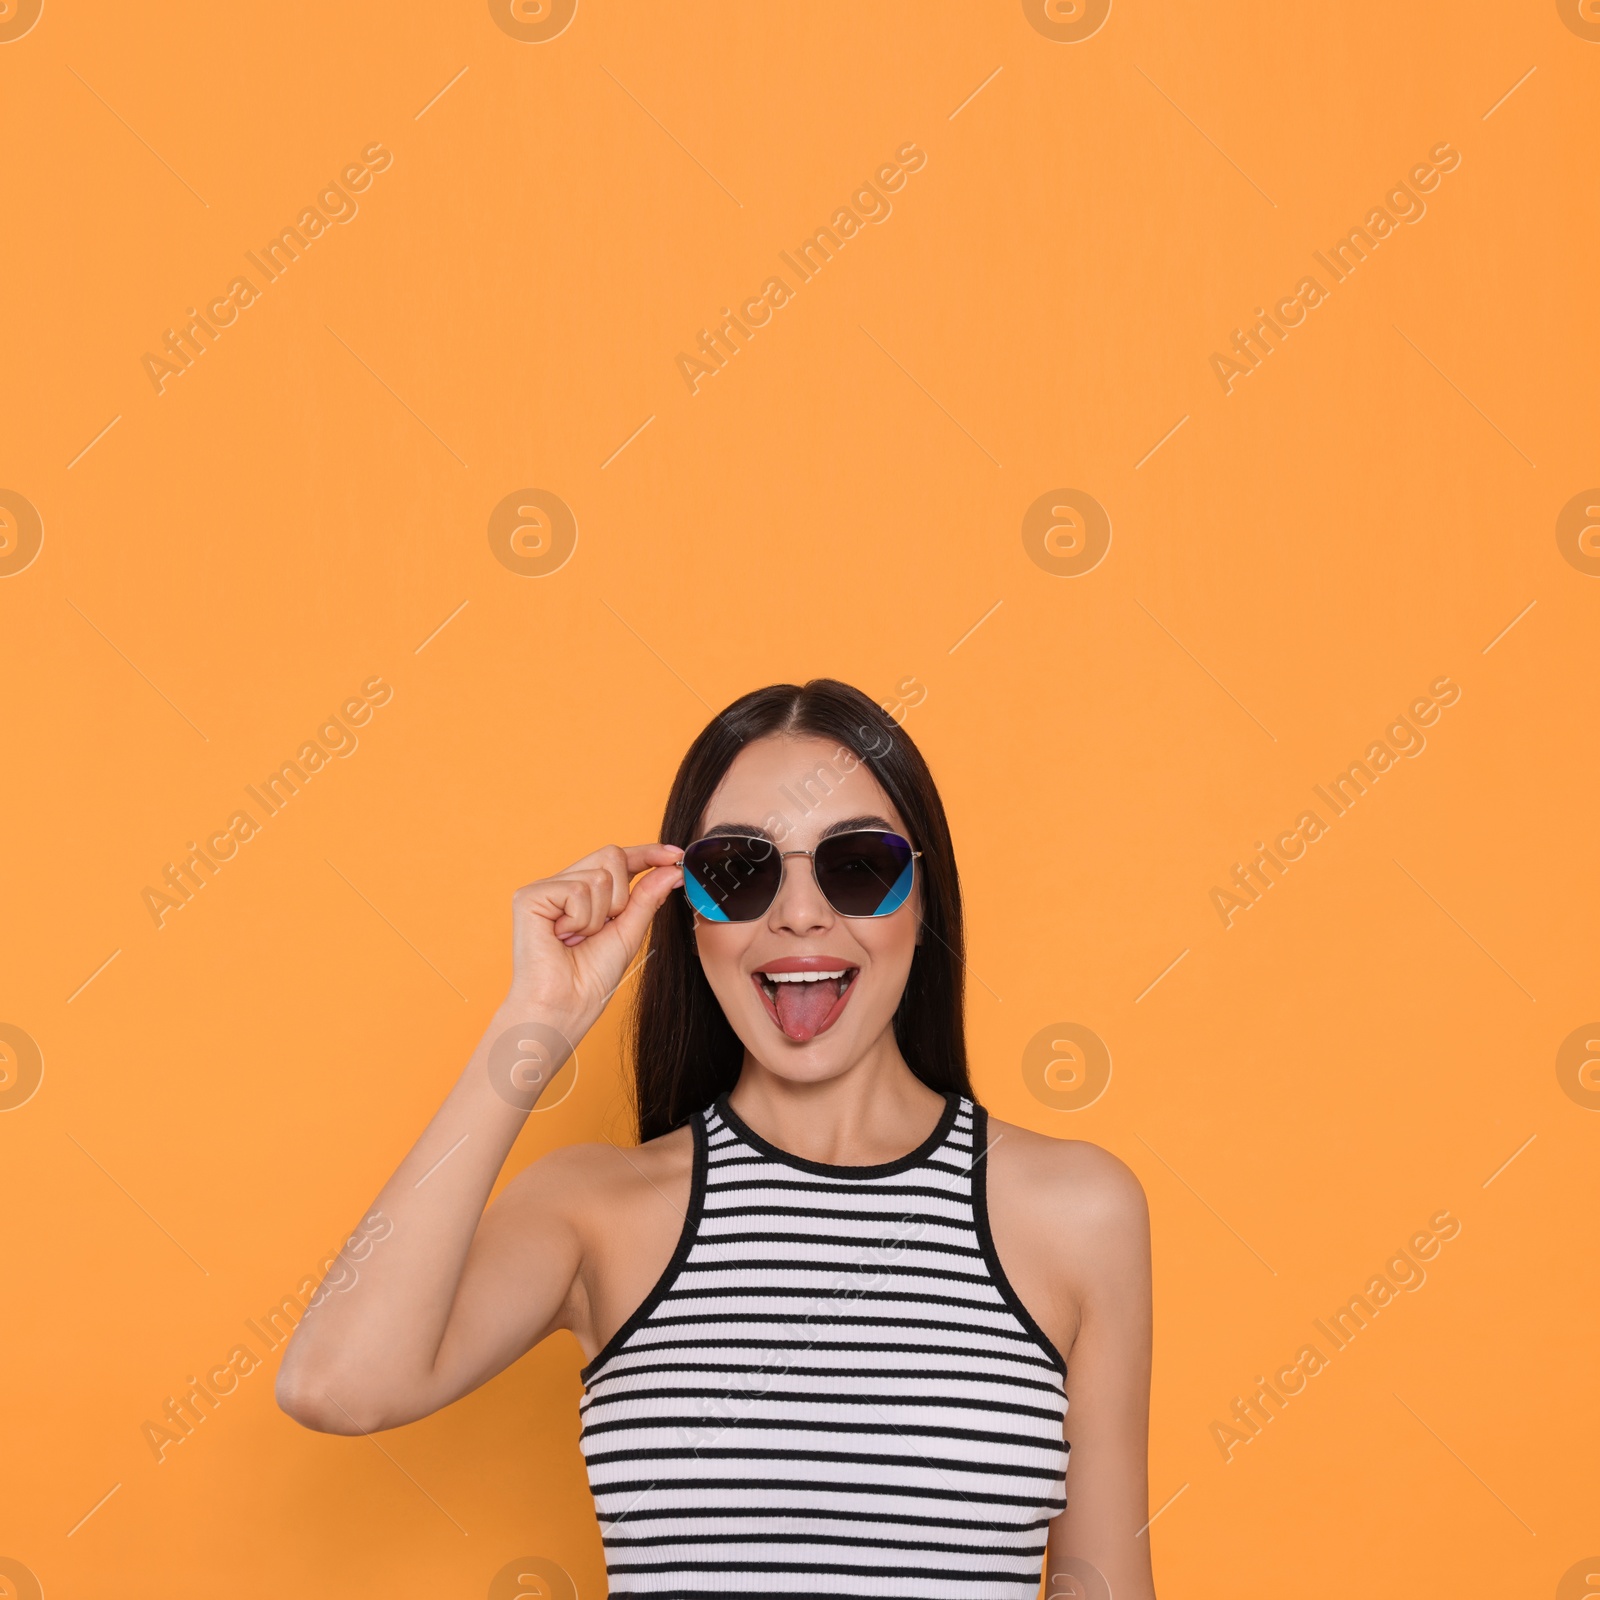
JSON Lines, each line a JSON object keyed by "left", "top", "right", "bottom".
{"left": 504, "top": 843, "right": 684, "bottom": 1037}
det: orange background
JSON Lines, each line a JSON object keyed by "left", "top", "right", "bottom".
{"left": 2, "top": 2, "right": 1597, "bottom": 1596}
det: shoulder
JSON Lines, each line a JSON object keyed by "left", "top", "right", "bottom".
{"left": 977, "top": 1110, "right": 1151, "bottom": 1352}
{"left": 981, "top": 1111, "right": 1149, "bottom": 1246}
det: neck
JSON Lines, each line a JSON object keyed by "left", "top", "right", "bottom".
{"left": 728, "top": 1029, "right": 946, "bottom": 1166}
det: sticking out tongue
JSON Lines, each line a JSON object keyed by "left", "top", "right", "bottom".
{"left": 774, "top": 979, "right": 840, "bottom": 1041}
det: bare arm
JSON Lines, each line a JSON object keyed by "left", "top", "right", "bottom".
{"left": 274, "top": 841, "right": 683, "bottom": 1435}
{"left": 1044, "top": 1152, "right": 1155, "bottom": 1600}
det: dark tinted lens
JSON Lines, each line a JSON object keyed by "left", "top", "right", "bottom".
{"left": 813, "top": 831, "right": 915, "bottom": 917}
{"left": 681, "top": 835, "right": 780, "bottom": 922}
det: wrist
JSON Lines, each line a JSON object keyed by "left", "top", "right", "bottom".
{"left": 480, "top": 1002, "right": 586, "bottom": 1114}
{"left": 491, "top": 994, "right": 592, "bottom": 1044}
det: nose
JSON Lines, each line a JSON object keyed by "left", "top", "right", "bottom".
{"left": 768, "top": 851, "right": 833, "bottom": 934}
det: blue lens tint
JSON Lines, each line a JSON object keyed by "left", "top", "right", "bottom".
{"left": 812, "top": 831, "right": 916, "bottom": 918}
{"left": 681, "top": 835, "right": 781, "bottom": 922}
{"left": 679, "top": 830, "right": 916, "bottom": 922}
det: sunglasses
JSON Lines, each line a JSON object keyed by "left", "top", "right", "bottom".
{"left": 679, "top": 829, "right": 921, "bottom": 923}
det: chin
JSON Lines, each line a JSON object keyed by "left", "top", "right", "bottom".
{"left": 743, "top": 1040, "right": 862, "bottom": 1085}
{"left": 720, "top": 985, "right": 880, "bottom": 1081}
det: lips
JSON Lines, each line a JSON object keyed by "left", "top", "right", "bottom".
{"left": 750, "top": 956, "right": 861, "bottom": 1042}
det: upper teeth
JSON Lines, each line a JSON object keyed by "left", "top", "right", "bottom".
{"left": 763, "top": 969, "right": 847, "bottom": 982}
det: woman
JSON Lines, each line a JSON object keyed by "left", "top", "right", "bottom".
{"left": 278, "top": 679, "right": 1157, "bottom": 1599}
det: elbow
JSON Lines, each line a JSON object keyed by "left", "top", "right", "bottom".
{"left": 274, "top": 1362, "right": 387, "bottom": 1436}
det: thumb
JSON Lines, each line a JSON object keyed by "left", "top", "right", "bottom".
{"left": 607, "top": 861, "right": 684, "bottom": 954}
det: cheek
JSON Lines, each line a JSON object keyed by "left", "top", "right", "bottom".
{"left": 693, "top": 924, "right": 756, "bottom": 1002}
{"left": 858, "top": 907, "right": 920, "bottom": 983}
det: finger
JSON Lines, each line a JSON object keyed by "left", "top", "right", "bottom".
{"left": 565, "top": 841, "right": 683, "bottom": 879}
{"left": 589, "top": 859, "right": 632, "bottom": 922}
{"left": 627, "top": 841, "right": 685, "bottom": 873}
{"left": 606, "top": 861, "right": 684, "bottom": 953}
{"left": 566, "top": 870, "right": 620, "bottom": 934}
{"left": 548, "top": 880, "right": 593, "bottom": 938}
{"left": 588, "top": 845, "right": 676, "bottom": 922}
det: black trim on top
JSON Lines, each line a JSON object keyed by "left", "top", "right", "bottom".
{"left": 713, "top": 1091, "right": 960, "bottom": 1180}
{"left": 969, "top": 1102, "right": 1069, "bottom": 1379}
{"left": 580, "top": 1109, "right": 709, "bottom": 1386}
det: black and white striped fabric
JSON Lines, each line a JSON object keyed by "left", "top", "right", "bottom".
{"left": 578, "top": 1093, "right": 1069, "bottom": 1597}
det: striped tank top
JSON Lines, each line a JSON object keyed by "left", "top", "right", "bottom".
{"left": 578, "top": 1092, "right": 1069, "bottom": 1597}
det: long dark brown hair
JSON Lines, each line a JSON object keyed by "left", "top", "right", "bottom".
{"left": 626, "top": 678, "right": 970, "bottom": 1142}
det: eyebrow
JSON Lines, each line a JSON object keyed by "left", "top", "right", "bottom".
{"left": 699, "top": 813, "right": 899, "bottom": 843}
